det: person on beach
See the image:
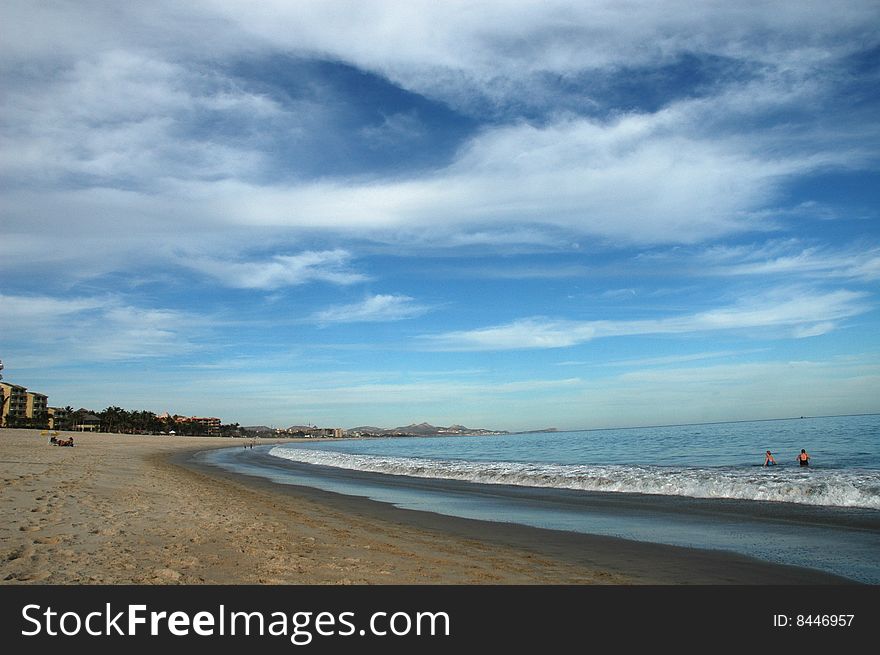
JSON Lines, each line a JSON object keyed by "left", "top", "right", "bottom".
{"left": 764, "top": 450, "right": 776, "bottom": 466}
{"left": 797, "top": 449, "right": 810, "bottom": 466}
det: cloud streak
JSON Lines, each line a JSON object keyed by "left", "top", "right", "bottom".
{"left": 706, "top": 242, "right": 880, "bottom": 282}
{"left": 4, "top": 107, "right": 845, "bottom": 247}
{"left": 422, "top": 288, "right": 870, "bottom": 351}
{"left": 2, "top": 1, "right": 877, "bottom": 286}
{"left": 1, "top": 293, "right": 207, "bottom": 362}
{"left": 183, "top": 250, "right": 366, "bottom": 290}
{"left": 310, "top": 294, "right": 430, "bottom": 324}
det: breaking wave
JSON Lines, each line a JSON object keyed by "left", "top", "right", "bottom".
{"left": 268, "top": 446, "right": 880, "bottom": 509}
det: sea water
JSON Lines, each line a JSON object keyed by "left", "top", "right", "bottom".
{"left": 268, "top": 415, "right": 880, "bottom": 510}
{"left": 202, "top": 414, "right": 880, "bottom": 582}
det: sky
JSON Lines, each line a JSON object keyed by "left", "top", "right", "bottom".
{"left": 1, "top": 0, "right": 879, "bottom": 431}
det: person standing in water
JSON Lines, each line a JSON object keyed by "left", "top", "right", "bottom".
{"left": 797, "top": 449, "right": 811, "bottom": 466}
{"left": 764, "top": 450, "right": 777, "bottom": 466}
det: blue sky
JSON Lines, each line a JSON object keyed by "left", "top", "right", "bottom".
{"left": 1, "top": 1, "right": 879, "bottom": 431}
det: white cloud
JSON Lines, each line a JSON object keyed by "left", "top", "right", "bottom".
{"left": 709, "top": 243, "right": 880, "bottom": 281}
{"left": 183, "top": 250, "right": 366, "bottom": 290}
{"left": 5, "top": 2, "right": 875, "bottom": 80}
{"left": 423, "top": 288, "right": 870, "bottom": 350}
{"left": 0, "top": 1, "right": 876, "bottom": 295}
{"left": 0, "top": 0, "right": 875, "bottom": 298}
{"left": 0, "top": 293, "right": 205, "bottom": 362}
{"left": 0, "top": 50, "right": 279, "bottom": 187}
{"left": 558, "top": 349, "right": 769, "bottom": 367}
{"left": 91, "top": 109, "right": 813, "bottom": 245}
{"left": 0, "top": 295, "right": 107, "bottom": 322}
{"left": 311, "top": 294, "right": 430, "bottom": 323}
{"left": 792, "top": 322, "right": 837, "bottom": 338}
{"left": 601, "top": 288, "right": 637, "bottom": 299}
{"left": 360, "top": 112, "right": 426, "bottom": 145}
{"left": 198, "top": 0, "right": 878, "bottom": 113}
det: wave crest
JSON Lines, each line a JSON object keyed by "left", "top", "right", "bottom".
{"left": 268, "top": 446, "right": 880, "bottom": 509}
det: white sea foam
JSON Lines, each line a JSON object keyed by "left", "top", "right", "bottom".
{"left": 268, "top": 446, "right": 880, "bottom": 509}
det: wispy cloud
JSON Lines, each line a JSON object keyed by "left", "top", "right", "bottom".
{"left": 183, "top": 250, "right": 366, "bottom": 290}
{"left": 3, "top": 3, "right": 877, "bottom": 282}
{"left": 557, "top": 349, "right": 769, "bottom": 368}
{"left": 198, "top": 1, "right": 878, "bottom": 114}
{"left": 422, "top": 288, "right": 870, "bottom": 351}
{"left": 1, "top": 293, "right": 206, "bottom": 362}
{"left": 310, "top": 294, "right": 431, "bottom": 324}
{"left": 360, "top": 111, "right": 426, "bottom": 145}
{"left": 0, "top": 50, "right": 277, "bottom": 186}
{"left": 643, "top": 240, "right": 880, "bottom": 282}
{"left": 710, "top": 243, "right": 880, "bottom": 281}
{"left": 4, "top": 88, "right": 867, "bottom": 272}
{"left": 197, "top": 110, "right": 816, "bottom": 242}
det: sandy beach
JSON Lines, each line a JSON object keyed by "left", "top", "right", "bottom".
{"left": 0, "top": 428, "right": 852, "bottom": 585}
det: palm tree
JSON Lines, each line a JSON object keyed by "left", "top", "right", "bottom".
{"left": 100, "top": 406, "right": 126, "bottom": 433}
{"left": 32, "top": 409, "right": 49, "bottom": 429}
{"left": 132, "top": 410, "right": 157, "bottom": 434}
{"left": 61, "top": 406, "right": 74, "bottom": 431}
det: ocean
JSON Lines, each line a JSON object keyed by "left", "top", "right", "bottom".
{"left": 200, "top": 414, "right": 880, "bottom": 582}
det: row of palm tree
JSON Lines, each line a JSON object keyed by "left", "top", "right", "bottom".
{"left": 3, "top": 411, "right": 50, "bottom": 429}
{"left": 52, "top": 406, "right": 241, "bottom": 436}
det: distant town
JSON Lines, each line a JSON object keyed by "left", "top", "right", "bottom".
{"left": 251, "top": 422, "right": 508, "bottom": 439}
{"left": 0, "top": 363, "right": 508, "bottom": 439}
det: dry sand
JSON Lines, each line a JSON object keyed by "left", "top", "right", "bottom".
{"left": 0, "top": 429, "right": 624, "bottom": 584}
{"left": 0, "top": 428, "right": 849, "bottom": 585}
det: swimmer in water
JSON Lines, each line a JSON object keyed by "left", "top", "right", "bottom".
{"left": 797, "top": 449, "right": 811, "bottom": 466}
{"left": 764, "top": 450, "right": 777, "bottom": 467}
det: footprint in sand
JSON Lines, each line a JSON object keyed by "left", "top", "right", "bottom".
{"left": 4, "top": 546, "right": 28, "bottom": 561}
{"left": 18, "top": 525, "right": 41, "bottom": 532}
{"left": 89, "top": 528, "right": 116, "bottom": 536}
{"left": 152, "top": 568, "right": 182, "bottom": 582}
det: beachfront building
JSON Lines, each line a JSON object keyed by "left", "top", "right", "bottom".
{"left": 173, "top": 415, "right": 222, "bottom": 436}
{"left": 48, "top": 407, "right": 71, "bottom": 431}
{"left": 74, "top": 412, "right": 101, "bottom": 432}
{"left": 1, "top": 382, "right": 50, "bottom": 428}
{"left": 1, "top": 382, "right": 28, "bottom": 427}
{"left": 278, "top": 426, "right": 344, "bottom": 438}
{"left": 26, "top": 392, "right": 48, "bottom": 424}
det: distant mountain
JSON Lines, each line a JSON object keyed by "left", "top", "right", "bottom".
{"left": 242, "top": 425, "right": 275, "bottom": 434}
{"left": 345, "top": 422, "right": 507, "bottom": 437}
{"left": 396, "top": 422, "right": 438, "bottom": 435}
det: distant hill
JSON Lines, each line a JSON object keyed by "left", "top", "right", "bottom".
{"left": 396, "top": 422, "right": 438, "bottom": 435}
{"left": 345, "top": 422, "right": 507, "bottom": 437}
{"left": 242, "top": 425, "right": 275, "bottom": 434}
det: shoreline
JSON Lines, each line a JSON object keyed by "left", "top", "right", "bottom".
{"left": 181, "top": 444, "right": 858, "bottom": 585}
{"left": 0, "top": 428, "right": 855, "bottom": 584}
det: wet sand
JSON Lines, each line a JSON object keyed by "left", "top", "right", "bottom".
{"left": 0, "top": 428, "right": 852, "bottom": 584}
